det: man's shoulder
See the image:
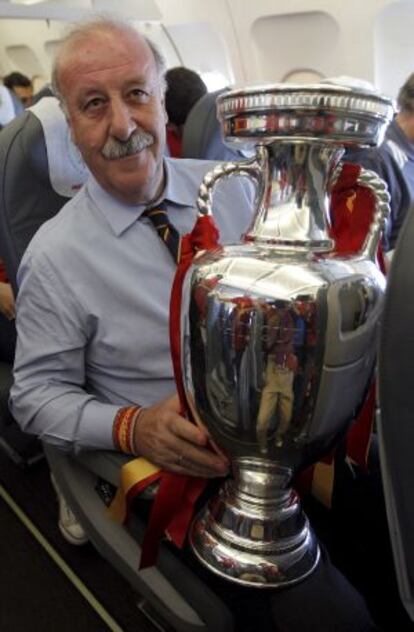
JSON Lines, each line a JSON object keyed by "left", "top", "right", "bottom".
{"left": 166, "top": 157, "right": 250, "bottom": 188}
{"left": 383, "top": 139, "right": 409, "bottom": 170}
{"left": 165, "top": 156, "right": 254, "bottom": 206}
{"left": 165, "top": 156, "right": 220, "bottom": 186}
{"left": 345, "top": 143, "right": 400, "bottom": 179}
{"left": 166, "top": 156, "right": 219, "bottom": 170}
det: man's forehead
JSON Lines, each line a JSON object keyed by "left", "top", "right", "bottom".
{"left": 59, "top": 29, "right": 155, "bottom": 87}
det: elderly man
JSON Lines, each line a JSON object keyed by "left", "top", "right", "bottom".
{"left": 10, "top": 18, "right": 378, "bottom": 632}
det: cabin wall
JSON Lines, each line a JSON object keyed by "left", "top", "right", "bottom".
{"left": 0, "top": 19, "right": 64, "bottom": 84}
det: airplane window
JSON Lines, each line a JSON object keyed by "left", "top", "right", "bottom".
{"left": 282, "top": 69, "right": 325, "bottom": 84}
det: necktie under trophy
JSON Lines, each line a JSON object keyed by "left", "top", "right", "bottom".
{"left": 179, "top": 83, "right": 393, "bottom": 586}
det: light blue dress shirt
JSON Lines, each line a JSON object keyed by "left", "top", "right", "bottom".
{"left": 10, "top": 157, "right": 255, "bottom": 452}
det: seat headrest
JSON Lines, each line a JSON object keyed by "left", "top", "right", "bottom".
{"left": 29, "top": 96, "right": 89, "bottom": 197}
{"left": 0, "top": 97, "right": 89, "bottom": 292}
{"left": 181, "top": 89, "right": 244, "bottom": 161}
{"left": 0, "top": 86, "right": 15, "bottom": 127}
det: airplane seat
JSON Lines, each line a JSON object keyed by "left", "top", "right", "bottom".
{"left": 9, "top": 91, "right": 25, "bottom": 117}
{"left": 0, "top": 85, "right": 16, "bottom": 129}
{"left": 0, "top": 96, "right": 234, "bottom": 631}
{"left": 181, "top": 88, "right": 245, "bottom": 161}
{"left": 0, "top": 360, "right": 23, "bottom": 461}
{"left": 378, "top": 204, "right": 414, "bottom": 623}
{"left": 0, "top": 107, "right": 70, "bottom": 295}
{"left": 0, "top": 102, "right": 71, "bottom": 465}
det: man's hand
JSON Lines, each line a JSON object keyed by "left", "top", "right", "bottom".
{"left": 133, "top": 394, "right": 229, "bottom": 478}
{"left": 0, "top": 282, "right": 15, "bottom": 320}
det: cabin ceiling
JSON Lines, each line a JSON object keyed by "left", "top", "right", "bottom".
{"left": 0, "top": 0, "right": 161, "bottom": 21}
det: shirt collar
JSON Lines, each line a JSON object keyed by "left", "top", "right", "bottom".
{"left": 86, "top": 157, "right": 198, "bottom": 237}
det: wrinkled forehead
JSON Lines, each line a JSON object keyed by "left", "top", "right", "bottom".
{"left": 58, "top": 29, "right": 156, "bottom": 93}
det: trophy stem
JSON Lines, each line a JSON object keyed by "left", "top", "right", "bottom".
{"left": 245, "top": 142, "right": 343, "bottom": 251}
{"left": 189, "top": 457, "right": 319, "bottom": 587}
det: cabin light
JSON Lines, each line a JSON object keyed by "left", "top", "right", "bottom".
{"left": 201, "top": 71, "right": 228, "bottom": 92}
{"left": 11, "top": 0, "right": 48, "bottom": 4}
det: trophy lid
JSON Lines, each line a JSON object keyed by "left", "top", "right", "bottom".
{"left": 216, "top": 83, "right": 394, "bottom": 148}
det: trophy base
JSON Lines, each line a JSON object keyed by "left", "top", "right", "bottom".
{"left": 189, "top": 461, "right": 320, "bottom": 588}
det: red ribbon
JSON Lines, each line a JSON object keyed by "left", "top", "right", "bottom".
{"left": 140, "top": 215, "right": 221, "bottom": 569}
{"left": 296, "top": 161, "right": 386, "bottom": 498}
{"left": 330, "top": 162, "right": 385, "bottom": 466}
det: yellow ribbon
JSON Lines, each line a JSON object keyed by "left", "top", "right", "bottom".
{"left": 107, "top": 456, "right": 161, "bottom": 523}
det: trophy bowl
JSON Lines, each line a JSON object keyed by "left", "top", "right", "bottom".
{"left": 180, "top": 83, "right": 393, "bottom": 587}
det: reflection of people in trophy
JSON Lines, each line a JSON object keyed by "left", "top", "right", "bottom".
{"left": 256, "top": 304, "right": 298, "bottom": 451}
{"left": 230, "top": 296, "right": 255, "bottom": 431}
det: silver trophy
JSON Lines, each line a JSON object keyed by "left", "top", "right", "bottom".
{"left": 180, "top": 84, "right": 393, "bottom": 587}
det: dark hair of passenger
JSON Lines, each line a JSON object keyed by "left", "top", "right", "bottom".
{"left": 397, "top": 73, "right": 414, "bottom": 113}
{"left": 3, "top": 71, "right": 32, "bottom": 89}
{"left": 165, "top": 67, "right": 207, "bottom": 127}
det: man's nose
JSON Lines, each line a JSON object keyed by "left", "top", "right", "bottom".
{"left": 109, "top": 99, "right": 137, "bottom": 140}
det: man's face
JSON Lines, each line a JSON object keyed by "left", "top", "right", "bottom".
{"left": 59, "top": 29, "right": 167, "bottom": 205}
{"left": 13, "top": 85, "right": 33, "bottom": 108}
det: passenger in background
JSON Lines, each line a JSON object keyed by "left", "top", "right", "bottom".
{"left": 165, "top": 66, "right": 207, "bottom": 157}
{"left": 3, "top": 71, "right": 33, "bottom": 108}
{"left": 346, "top": 73, "right": 414, "bottom": 255}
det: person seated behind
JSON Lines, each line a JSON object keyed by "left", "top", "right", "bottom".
{"left": 345, "top": 73, "right": 414, "bottom": 255}
{"left": 3, "top": 71, "right": 33, "bottom": 108}
{"left": 165, "top": 66, "right": 207, "bottom": 157}
{"left": 0, "top": 258, "right": 16, "bottom": 363}
{"left": 10, "top": 18, "right": 379, "bottom": 631}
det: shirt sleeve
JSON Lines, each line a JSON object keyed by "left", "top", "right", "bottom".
{"left": 10, "top": 249, "right": 120, "bottom": 453}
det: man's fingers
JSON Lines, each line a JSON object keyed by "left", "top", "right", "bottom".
{"left": 171, "top": 415, "right": 209, "bottom": 446}
{"left": 170, "top": 441, "right": 229, "bottom": 477}
{"left": 134, "top": 397, "right": 229, "bottom": 478}
{"left": 162, "top": 393, "right": 182, "bottom": 412}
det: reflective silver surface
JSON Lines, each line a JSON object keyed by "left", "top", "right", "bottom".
{"left": 182, "top": 83, "right": 392, "bottom": 587}
{"left": 183, "top": 247, "right": 385, "bottom": 463}
{"left": 217, "top": 83, "right": 394, "bottom": 149}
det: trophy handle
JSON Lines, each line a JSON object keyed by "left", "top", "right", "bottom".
{"left": 356, "top": 167, "right": 391, "bottom": 262}
{"left": 196, "top": 147, "right": 266, "bottom": 217}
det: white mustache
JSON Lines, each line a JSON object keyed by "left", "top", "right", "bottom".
{"left": 101, "top": 129, "right": 154, "bottom": 160}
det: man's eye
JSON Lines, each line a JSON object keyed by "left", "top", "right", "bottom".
{"left": 129, "top": 89, "right": 150, "bottom": 102}
{"left": 83, "top": 98, "right": 105, "bottom": 111}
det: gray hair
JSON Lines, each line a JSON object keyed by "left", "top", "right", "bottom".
{"left": 51, "top": 16, "right": 167, "bottom": 109}
{"left": 397, "top": 73, "right": 414, "bottom": 114}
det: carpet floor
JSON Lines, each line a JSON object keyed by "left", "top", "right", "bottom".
{"left": 0, "top": 451, "right": 157, "bottom": 632}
